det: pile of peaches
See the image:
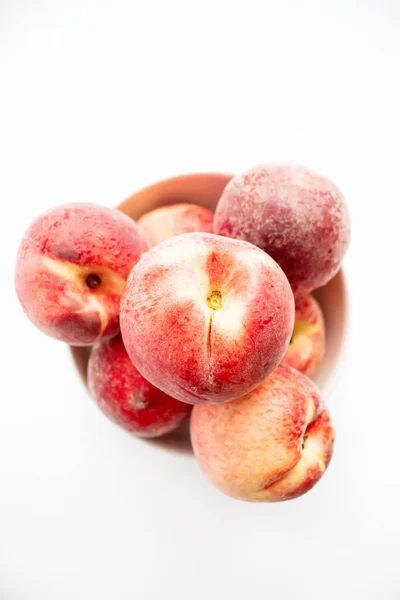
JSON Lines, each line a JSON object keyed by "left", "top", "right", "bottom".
{"left": 15, "top": 164, "right": 350, "bottom": 502}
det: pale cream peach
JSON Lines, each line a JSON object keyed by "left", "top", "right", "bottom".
{"left": 191, "top": 364, "right": 335, "bottom": 502}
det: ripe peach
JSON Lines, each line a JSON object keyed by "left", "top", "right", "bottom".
{"left": 15, "top": 203, "right": 149, "bottom": 345}
{"left": 214, "top": 164, "right": 350, "bottom": 295}
{"left": 282, "top": 294, "right": 326, "bottom": 377}
{"left": 191, "top": 364, "right": 335, "bottom": 502}
{"left": 120, "top": 232, "right": 294, "bottom": 405}
{"left": 137, "top": 203, "right": 214, "bottom": 246}
{"left": 88, "top": 336, "right": 191, "bottom": 437}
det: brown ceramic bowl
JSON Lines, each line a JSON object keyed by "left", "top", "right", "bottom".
{"left": 70, "top": 173, "right": 347, "bottom": 450}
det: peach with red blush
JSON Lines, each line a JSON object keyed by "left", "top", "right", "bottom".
{"left": 138, "top": 203, "right": 214, "bottom": 246}
{"left": 88, "top": 336, "right": 191, "bottom": 438}
{"left": 120, "top": 232, "right": 294, "bottom": 405}
{"left": 15, "top": 203, "right": 149, "bottom": 345}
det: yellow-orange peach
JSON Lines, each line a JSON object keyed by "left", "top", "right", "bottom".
{"left": 282, "top": 294, "right": 326, "bottom": 377}
{"left": 120, "top": 232, "right": 294, "bottom": 405}
{"left": 191, "top": 364, "right": 335, "bottom": 502}
{"left": 138, "top": 203, "right": 214, "bottom": 246}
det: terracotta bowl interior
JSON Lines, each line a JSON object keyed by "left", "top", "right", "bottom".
{"left": 70, "top": 173, "right": 347, "bottom": 451}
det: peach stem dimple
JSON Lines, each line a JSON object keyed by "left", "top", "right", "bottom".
{"left": 207, "top": 290, "right": 222, "bottom": 311}
{"left": 86, "top": 273, "right": 101, "bottom": 289}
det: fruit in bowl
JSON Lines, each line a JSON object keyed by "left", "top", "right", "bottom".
{"left": 137, "top": 202, "right": 214, "bottom": 246}
{"left": 214, "top": 164, "right": 351, "bottom": 295}
{"left": 15, "top": 203, "right": 148, "bottom": 346}
{"left": 282, "top": 294, "right": 326, "bottom": 377}
{"left": 120, "top": 232, "right": 294, "bottom": 405}
{"left": 16, "top": 165, "right": 350, "bottom": 503}
{"left": 191, "top": 364, "right": 335, "bottom": 502}
{"left": 88, "top": 336, "right": 191, "bottom": 438}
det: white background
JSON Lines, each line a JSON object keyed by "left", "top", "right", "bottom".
{"left": 1, "top": 1, "right": 400, "bottom": 598}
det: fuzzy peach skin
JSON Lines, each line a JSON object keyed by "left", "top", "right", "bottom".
{"left": 282, "top": 294, "right": 326, "bottom": 377}
{"left": 137, "top": 203, "right": 214, "bottom": 247}
{"left": 214, "top": 164, "right": 350, "bottom": 295}
{"left": 120, "top": 232, "right": 294, "bottom": 405}
{"left": 191, "top": 364, "right": 335, "bottom": 502}
{"left": 15, "top": 203, "right": 149, "bottom": 346}
{"left": 88, "top": 336, "right": 191, "bottom": 437}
